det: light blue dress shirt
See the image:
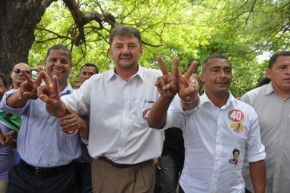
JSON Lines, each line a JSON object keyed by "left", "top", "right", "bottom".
{"left": 0, "top": 84, "right": 81, "bottom": 167}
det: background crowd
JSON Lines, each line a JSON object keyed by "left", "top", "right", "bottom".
{"left": 0, "top": 25, "right": 290, "bottom": 193}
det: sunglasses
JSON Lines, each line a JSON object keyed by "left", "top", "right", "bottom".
{"left": 12, "top": 68, "right": 31, "bottom": 75}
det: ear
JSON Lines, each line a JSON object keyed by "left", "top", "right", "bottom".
{"left": 200, "top": 72, "right": 205, "bottom": 83}
{"left": 266, "top": 69, "right": 272, "bottom": 79}
{"left": 108, "top": 48, "right": 112, "bottom": 58}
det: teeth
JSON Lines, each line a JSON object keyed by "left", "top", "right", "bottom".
{"left": 52, "top": 69, "right": 63, "bottom": 73}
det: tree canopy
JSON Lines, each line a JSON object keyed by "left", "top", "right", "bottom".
{"left": 1, "top": 0, "right": 289, "bottom": 96}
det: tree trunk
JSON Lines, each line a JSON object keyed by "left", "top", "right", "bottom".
{"left": 0, "top": 0, "right": 54, "bottom": 77}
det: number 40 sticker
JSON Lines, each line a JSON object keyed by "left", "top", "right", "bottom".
{"left": 228, "top": 109, "right": 245, "bottom": 122}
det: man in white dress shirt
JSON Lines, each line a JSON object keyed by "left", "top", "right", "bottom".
{"left": 148, "top": 54, "right": 267, "bottom": 193}
{"left": 241, "top": 51, "right": 290, "bottom": 193}
{"left": 34, "top": 25, "right": 168, "bottom": 193}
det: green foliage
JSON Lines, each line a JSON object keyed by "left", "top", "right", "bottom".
{"left": 28, "top": 0, "right": 289, "bottom": 95}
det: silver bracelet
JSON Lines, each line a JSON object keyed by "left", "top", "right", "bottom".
{"left": 181, "top": 95, "right": 198, "bottom": 104}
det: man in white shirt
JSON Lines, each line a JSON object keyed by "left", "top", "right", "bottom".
{"left": 241, "top": 51, "right": 290, "bottom": 193}
{"left": 33, "top": 25, "right": 181, "bottom": 193}
{"left": 148, "top": 54, "right": 266, "bottom": 193}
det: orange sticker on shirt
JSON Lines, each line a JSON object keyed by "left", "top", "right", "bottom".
{"left": 228, "top": 109, "right": 244, "bottom": 122}
{"left": 230, "top": 122, "right": 244, "bottom": 133}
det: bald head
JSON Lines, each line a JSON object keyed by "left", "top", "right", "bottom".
{"left": 10, "top": 63, "right": 31, "bottom": 89}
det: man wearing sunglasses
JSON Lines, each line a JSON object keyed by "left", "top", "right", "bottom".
{"left": 10, "top": 63, "right": 31, "bottom": 89}
{"left": 8, "top": 63, "right": 31, "bottom": 166}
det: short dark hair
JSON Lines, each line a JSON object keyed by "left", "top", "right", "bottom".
{"left": 233, "top": 148, "right": 240, "bottom": 155}
{"left": 256, "top": 77, "right": 271, "bottom": 87}
{"left": 109, "top": 25, "right": 142, "bottom": 46}
{"left": 80, "top": 63, "right": 99, "bottom": 74}
{"left": 201, "top": 54, "right": 231, "bottom": 72}
{"left": 268, "top": 51, "right": 290, "bottom": 69}
{"left": 0, "top": 73, "right": 8, "bottom": 87}
{"left": 46, "top": 44, "right": 72, "bottom": 62}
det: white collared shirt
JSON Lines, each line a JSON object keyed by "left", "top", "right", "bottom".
{"left": 62, "top": 66, "right": 164, "bottom": 164}
{"left": 241, "top": 83, "right": 290, "bottom": 193}
{"left": 165, "top": 93, "right": 266, "bottom": 193}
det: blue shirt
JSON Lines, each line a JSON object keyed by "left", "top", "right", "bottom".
{"left": 0, "top": 84, "right": 81, "bottom": 167}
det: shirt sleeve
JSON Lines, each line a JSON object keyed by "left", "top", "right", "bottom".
{"left": 163, "top": 96, "right": 186, "bottom": 130}
{"left": 0, "top": 89, "right": 29, "bottom": 116}
{"left": 62, "top": 79, "right": 92, "bottom": 117}
{"left": 246, "top": 107, "right": 266, "bottom": 162}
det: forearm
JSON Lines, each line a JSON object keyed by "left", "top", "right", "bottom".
{"left": 7, "top": 90, "right": 29, "bottom": 108}
{"left": 147, "top": 96, "right": 173, "bottom": 129}
{"left": 46, "top": 100, "right": 68, "bottom": 118}
{"left": 249, "top": 160, "right": 266, "bottom": 193}
{"left": 78, "top": 121, "right": 89, "bottom": 140}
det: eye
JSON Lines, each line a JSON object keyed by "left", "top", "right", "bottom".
{"left": 279, "top": 65, "right": 287, "bottom": 69}
{"left": 129, "top": 44, "right": 137, "bottom": 48}
{"left": 61, "top": 59, "right": 69, "bottom": 64}
{"left": 225, "top": 68, "right": 232, "bottom": 73}
{"left": 211, "top": 68, "right": 219, "bottom": 72}
{"left": 114, "top": 44, "right": 123, "bottom": 49}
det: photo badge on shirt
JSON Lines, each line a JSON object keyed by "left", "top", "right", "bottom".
{"left": 229, "top": 148, "right": 240, "bottom": 165}
{"left": 228, "top": 109, "right": 245, "bottom": 133}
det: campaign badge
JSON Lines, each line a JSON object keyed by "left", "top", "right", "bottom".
{"left": 143, "top": 108, "right": 151, "bottom": 120}
{"left": 229, "top": 109, "right": 245, "bottom": 133}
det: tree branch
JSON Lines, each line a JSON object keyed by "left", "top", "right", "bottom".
{"left": 62, "top": 0, "right": 116, "bottom": 46}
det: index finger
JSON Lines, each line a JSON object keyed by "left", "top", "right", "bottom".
{"left": 33, "top": 67, "right": 45, "bottom": 86}
{"left": 41, "top": 69, "right": 52, "bottom": 86}
{"left": 184, "top": 61, "right": 197, "bottom": 79}
{"left": 21, "top": 69, "right": 34, "bottom": 83}
{"left": 172, "top": 57, "right": 179, "bottom": 79}
{"left": 157, "top": 56, "right": 168, "bottom": 75}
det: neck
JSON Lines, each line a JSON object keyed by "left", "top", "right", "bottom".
{"left": 206, "top": 91, "right": 230, "bottom": 108}
{"left": 275, "top": 90, "right": 290, "bottom": 99}
{"left": 58, "top": 82, "right": 67, "bottom": 93}
{"left": 115, "top": 66, "right": 138, "bottom": 81}
{"left": 272, "top": 83, "right": 290, "bottom": 99}
{"left": 12, "top": 82, "right": 20, "bottom": 89}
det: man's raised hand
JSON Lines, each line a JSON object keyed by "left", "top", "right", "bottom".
{"left": 156, "top": 56, "right": 179, "bottom": 99}
{"left": 37, "top": 69, "right": 60, "bottom": 105}
{"left": 18, "top": 67, "right": 44, "bottom": 100}
{"left": 178, "top": 61, "right": 200, "bottom": 102}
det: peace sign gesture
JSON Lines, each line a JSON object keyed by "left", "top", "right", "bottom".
{"left": 156, "top": 57, "right": 199, "bottom": 102}
{"left": 155, "top": 57, "right": 179, "bottom": 100}
{"left": 18, "top": 67, "right": 44, "bottom": 100}
{"left": 37, "top": 70, "right": 67, "bottom": 118}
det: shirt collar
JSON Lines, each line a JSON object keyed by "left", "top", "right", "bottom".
{"left": 264, "top": 82, "right": 274, "bottom": 95}
{"left": 60, "top": 83, "right": 73, "bottom": 96}
{"left": 106, "top": 65, "right": 145, "bottom": 82}
{"left": 200, "top": 91, "right": 236, "bottom": 109}
{"left": 264, "top": 82, "right": 290, "bottom": 100}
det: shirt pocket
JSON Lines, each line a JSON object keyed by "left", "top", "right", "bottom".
{"left": 132, "top": 99, "right": 155, "bottom": 129}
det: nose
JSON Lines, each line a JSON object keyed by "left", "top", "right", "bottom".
{"left": 219, "top": 70, "right": 226, "bottom": 77}
{"left": 55, "top": 60, "right": 62, "bottom": 65}
{"left": 287, "top": 66, "right": 290, "bottom": 74}
{"left": 122, "top": 46, "right": 130, "bottom": 54}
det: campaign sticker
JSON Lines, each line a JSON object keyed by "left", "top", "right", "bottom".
{"left": 230, "top": 122, "right": 243, "bottom": 133}
{"left": 228, "top": 109, "right": 244, "bottom": 122}
{"left": 143, "top": 108, "right": 151, "bottom": 120}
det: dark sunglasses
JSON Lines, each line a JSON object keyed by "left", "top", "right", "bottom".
{"left": 12, "top": 68, "right": 31, "bottom": 75}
